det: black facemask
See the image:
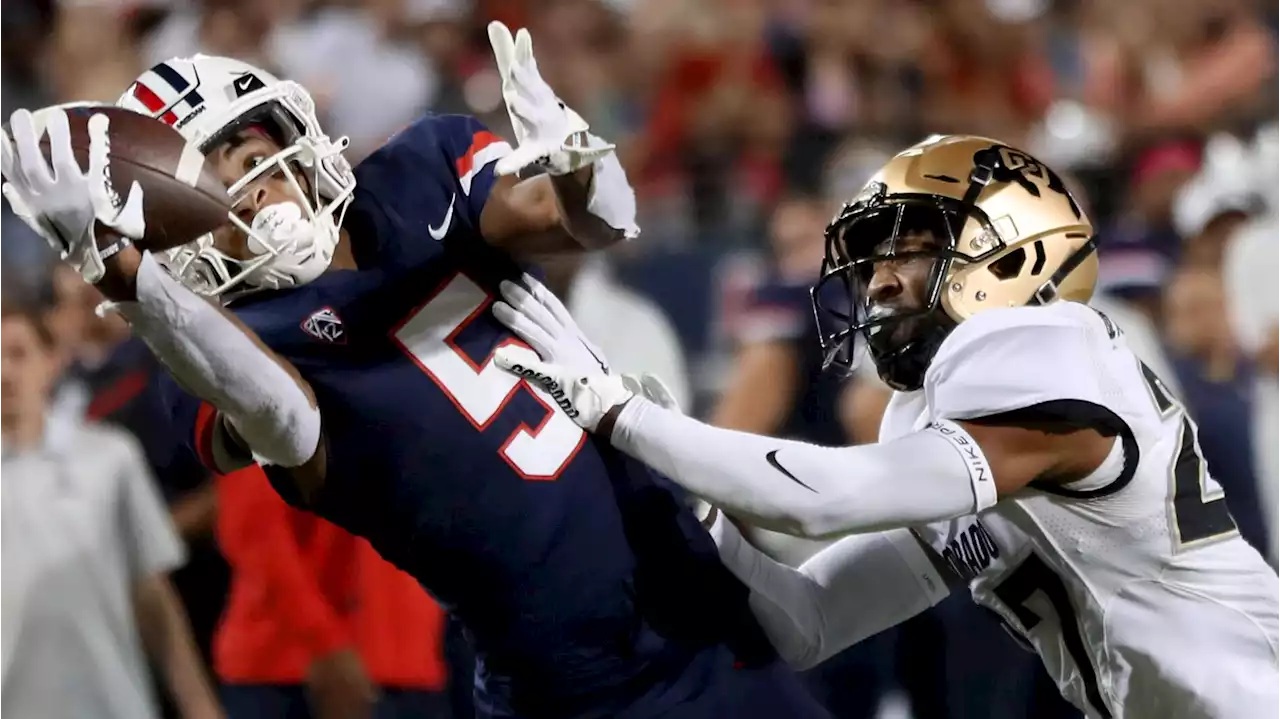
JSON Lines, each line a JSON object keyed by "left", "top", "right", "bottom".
{"left": 811, "top": 186, "right": 980, "bottom": 391}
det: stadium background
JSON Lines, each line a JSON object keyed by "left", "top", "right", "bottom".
{"left": 1, "top": 0, "right": 1276, "bottom": 717}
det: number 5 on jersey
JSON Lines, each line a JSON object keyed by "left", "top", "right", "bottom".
{"left": 394, "top": 274, "right": 587, "bottom": 480}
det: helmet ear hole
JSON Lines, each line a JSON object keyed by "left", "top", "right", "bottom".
{"left": 988, "top": 247, "right": 1027, "bottom": 280}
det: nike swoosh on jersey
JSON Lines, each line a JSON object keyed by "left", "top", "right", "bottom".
{"left": 428, "top": 194, "right": 456, "bottom": 241}
{"left": 765, "top": 450, "right": 818, "bottom": 493}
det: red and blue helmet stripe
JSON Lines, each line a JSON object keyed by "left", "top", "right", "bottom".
{"left": 130, "top": 61, "right": 205, "bottom": 127}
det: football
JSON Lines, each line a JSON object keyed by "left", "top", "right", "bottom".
{"left": 33, "top": 105, "right": 231, "bottom": 252}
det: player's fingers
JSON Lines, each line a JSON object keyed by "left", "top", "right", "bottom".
{"left": 0, "top": 129, "right": 18, "bottom": 184}
{"left": 114, "top": 180, "right": 147, "bottom": 238}
{"left": 491, "top": 142, "right": 552, "bottom": 176}
{"left": 10, "top": 109, "right": 55, "bottom": 190}
{"left": 515, "top": 29, "right": 536, "bottom": 70}
{"left": 507, "top": 78, "right": 550, "bottom": 118}
{"left": 494, "top": 146, "right": 538, "bottom": 177}
{"left": 493, "top": 157, "right": 519, "bottom": 177}
{"left": 638, "top": 373, "right": 682, "bottom": 413}
{"left": 514, "top": 29, "right": 548, "bottom": 85}
{"left": 520, "top": 273, "right": 576, "bottom": 330}
{"left": 44, "top": 108, "right": 80, "bottom": 178}
{"left": 487, "top": 22, "right": 516, "bottom": 79}
{"left": 502, "top": 93, "right": 540, "bottom": 140}
{"left": 498, "top": 281, "right": 560, "bottom": 335}
{"left": 2, "top": 182, "right": 33, "bottom": 218}
{"left": 2, "top": 182, "right": 39, "bottom": 220}
{"left": 506, "top": 91, "right": 533, "bottom": 121}
{"left": 506, "top": 112, "right": 537, "bottom": 150}
{"left": 492, "top": 301, "right": 556, "bottom": 359}
{"left": 510, "top": 64, "right": 553, "bottom": 104}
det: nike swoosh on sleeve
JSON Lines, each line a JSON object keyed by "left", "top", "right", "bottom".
{"left": 766, "top": 450, "right": 818, "bottom": 493}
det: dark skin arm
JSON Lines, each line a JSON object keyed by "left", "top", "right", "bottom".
{"left": 479, "top": 161, "right": 625, "bottom": 260}
{"left": 99, "top": 247, "right": 330, "bottom": 501}
{"left": 709, "top": 341, "right": 799, "bottom": 434}
{"left": 958, "top": 421, "right": 1117, "bottom": 499}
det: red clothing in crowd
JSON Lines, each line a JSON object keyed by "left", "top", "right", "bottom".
{"left": 352, "top": 541, "right": 448, "bottom": 690}
{"left": 213, "top": 466, "right": 446, "bottom": 689}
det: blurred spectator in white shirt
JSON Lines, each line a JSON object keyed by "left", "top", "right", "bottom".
{"left": 541, "top": 253, "right": 691, "bottom": 410}
{"left": 1223, "top": 214, "right": 1279, "bottom": 563}
{"left": 1, "top": 299, "right": 221, "bottom": 719}
{"left": 269, "top": 0, "right": 451, "bottom": 160}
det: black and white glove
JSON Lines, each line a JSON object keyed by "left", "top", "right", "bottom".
{"left": 492, "top": 274, "right": 680, "bottom": 431}
{"left": 1, "top": 107, "right": 145, "bottom": 284}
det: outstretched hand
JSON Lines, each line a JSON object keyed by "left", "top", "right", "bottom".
{"left": 486, "top": 22, "right": 615, "bottom": 177}
{"left": 1, "top": 107, "right": 145, "bottom": 285}
{"left": 489, "top": 273, "right": 682, "bottom": 433}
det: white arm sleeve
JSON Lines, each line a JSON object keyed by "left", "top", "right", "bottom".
{"left": 612, "top": 399, "right": 996, "bottom": 539}
{"left": 111, "top": 252, "right": 321, "bottom": 468}
{"left": 708, "top": 513, "right": 952, "bottom": 669}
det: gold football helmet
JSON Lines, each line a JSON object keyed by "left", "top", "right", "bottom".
{"left": 811, "top": 134, "right": 1097, "bottom": 391}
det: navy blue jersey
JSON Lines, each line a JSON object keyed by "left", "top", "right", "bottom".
{"left": 737, "top": 273, "right": 850, "bottom": 446}
{"left": 156, "top": 115, "right": 814, "bottom": 718}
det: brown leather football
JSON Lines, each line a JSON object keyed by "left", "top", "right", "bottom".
{"left": 34, "top": 105, "right": 232, "bottom": 251}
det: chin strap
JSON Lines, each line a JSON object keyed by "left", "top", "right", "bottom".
{"left": 1031, "top": 234, "right": 1099, "bottom": 306}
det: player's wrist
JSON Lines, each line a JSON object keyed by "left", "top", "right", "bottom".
{"left": 96, "top": 240, "right": 142, "bottom": 301}
{"left": 596, "top": 395, "right": 633, "bottom": 439}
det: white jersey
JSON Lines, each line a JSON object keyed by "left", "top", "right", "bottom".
{"left": 879, "top": 301, "right": 1279, "bottom": 719}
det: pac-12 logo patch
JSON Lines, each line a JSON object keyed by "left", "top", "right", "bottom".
{"left": 302, "top": 307, "right": 346, "bottom": 344}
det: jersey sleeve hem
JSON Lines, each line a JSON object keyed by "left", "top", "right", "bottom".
{"left": 968, "top": 399, "right": 1140, "bottom": 499}
{"left": 194, "top": 401, "right": 220, "bottom": 472}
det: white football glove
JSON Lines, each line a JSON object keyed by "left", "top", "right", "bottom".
{"left": 1, "top": 107, "right": 145, "bottom": 284}
{"left": 491, "top": 273, "right": 680, "bottom": 431}
{"left": 491, "top": 273, "right": 611, "bottom": 375}
{"left": 494, "top": 348, "right": 636, "bottom": 432}
{"left": 487, "top": 22, "right": 616, "bottom": 177}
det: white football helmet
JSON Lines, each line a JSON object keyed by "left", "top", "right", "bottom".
{"left": 116, "top": 54, "right": 356, "bottom": 300}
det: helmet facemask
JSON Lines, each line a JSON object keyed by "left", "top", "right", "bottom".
{"left": 812, "top": 184, "right": 1009, "bottom": 390}
{"left": 159, "top": 102, "right": 354, "bottom": 302}
{"left": 811, "top": 136, "right": 1101, "bottom": 391}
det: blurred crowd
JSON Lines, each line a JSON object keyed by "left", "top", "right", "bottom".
{"left": 1, "top": 0, "right": 1276, "bottom": 717}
